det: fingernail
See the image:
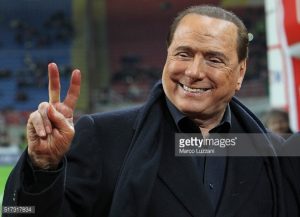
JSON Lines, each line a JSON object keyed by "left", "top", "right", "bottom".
{"left": 46, "top": 126, "right": 52, "bottom": 134}
{"left": 48, "top": 104, "right": 54, "bottom": 114}
{"left": 40, "top": 130, "right": 46, "bottom": 137}
{"left": 73, "top": 69, "right": 80, "bottom": 76}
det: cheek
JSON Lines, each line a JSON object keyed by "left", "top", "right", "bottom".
{"left": 217, "top": 70, "right": 240, "bottom": 88}
{"left": 208, "top": 72, "right": 231, "bottom": 86}
{"left": 164, "top": 60, "right": 188, "bottom": 77}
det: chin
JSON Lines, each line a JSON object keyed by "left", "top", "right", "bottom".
{"left": 176, "top": 101, "right": 206, "bottom": 115}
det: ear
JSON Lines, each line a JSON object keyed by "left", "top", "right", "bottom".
{"left": 235, "top": 60, "right": 247, "bottom": 91}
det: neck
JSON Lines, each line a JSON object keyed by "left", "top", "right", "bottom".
{"left": 191, "top": 108, "right": 226, "bottom": 137}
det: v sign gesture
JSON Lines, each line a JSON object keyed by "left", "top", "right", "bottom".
{"left": 27, "top": 63, "right": 81, "bottom": 170}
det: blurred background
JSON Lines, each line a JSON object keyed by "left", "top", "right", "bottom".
{"left": 0, "top": 0, "right": 299, "bottom": 208}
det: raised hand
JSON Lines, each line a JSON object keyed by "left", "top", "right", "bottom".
{"left": 27, "top": 63, "right": 81, "bottom": 169}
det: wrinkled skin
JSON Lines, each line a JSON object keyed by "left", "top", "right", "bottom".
{"left": 27, "top": 63, "right": 81, "bottom": 169}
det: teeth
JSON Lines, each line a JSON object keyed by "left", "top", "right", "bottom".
{"left": 182, "top": 84, "right": 209, "bottom": 93}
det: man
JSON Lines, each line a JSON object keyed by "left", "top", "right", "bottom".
{"left": 263, "top": 108, "right": 293, "bottom": 139}
{"left": 2, "top": 5, "right": 291, "bottom": 217}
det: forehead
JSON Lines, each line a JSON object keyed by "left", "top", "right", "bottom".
{"left": 172, "top": 14, "right": 238, "bottom": 50}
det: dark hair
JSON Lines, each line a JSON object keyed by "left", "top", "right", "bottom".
{"left": 167, "top": 5, "right": 249, "bottom": 62}
{"left": 264, "top": 109, "right": 290, "bottom": 124}
{"left": 263, "top": 109, "right": 293, "bottom": 135}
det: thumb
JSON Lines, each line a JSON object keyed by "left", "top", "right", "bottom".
{"left": 47, "top": 104, "right": 73, "bottom": 131}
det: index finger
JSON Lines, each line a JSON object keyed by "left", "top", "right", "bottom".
{"left": 63, "top": 69, "right": 81, "bottom": 110}
{"left": 48, "top": 63, "right": 61, "bottom": 104}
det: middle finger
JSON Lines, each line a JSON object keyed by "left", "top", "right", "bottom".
{"left": 38, "top": 102, "right": 52, "bottom": 134}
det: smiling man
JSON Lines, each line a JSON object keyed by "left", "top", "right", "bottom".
{"left": 3, "top": 5, "right": 293, "bottom": 217}
{"left": 162, "top": 12, "right": 246, "bottom": 136}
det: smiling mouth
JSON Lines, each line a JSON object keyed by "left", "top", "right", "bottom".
{"left": 179, "top": 83, "right": 212, "bottom": 93}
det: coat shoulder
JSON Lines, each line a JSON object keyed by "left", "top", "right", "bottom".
{"left": 74, "top": 105, "right": 142, "bottom": 132}
{"left": 71, "top": 105, "right": 142, "bottom": 158}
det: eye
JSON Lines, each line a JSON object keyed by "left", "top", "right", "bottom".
{"left": 209, "top": 57, "right": 223, "bottom": 64}
{"left": 175, "top": 51, "right": 194, "bottom": 60}
{"left": 176, "top": 52, "right": 190, "bottom": 58}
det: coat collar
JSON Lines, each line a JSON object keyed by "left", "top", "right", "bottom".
{"left": 158, "top": 139, "right": 215, "bottom": 217}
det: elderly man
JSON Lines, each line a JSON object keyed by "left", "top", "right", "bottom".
{"left": 3, "top": 5, "right": 291, "bottom": 217}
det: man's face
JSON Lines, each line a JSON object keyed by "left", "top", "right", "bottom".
{"left": 162, "top": 14, "right": 246, "bottom": 118}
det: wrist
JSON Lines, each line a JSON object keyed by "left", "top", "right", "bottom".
{"left": 28, "top": 151, "right": 61, "bottom": 171}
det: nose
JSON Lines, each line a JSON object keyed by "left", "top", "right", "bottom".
{"left": 185, "top": 56, "right": 205, "bottom": 79}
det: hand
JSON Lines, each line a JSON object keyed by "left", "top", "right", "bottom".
{"left": 27, "top": 63, "right": 81, "bottom": 170}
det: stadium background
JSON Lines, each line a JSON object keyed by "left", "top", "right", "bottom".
{"left": 0, "top": 0, "right": 274, "bottom": 210}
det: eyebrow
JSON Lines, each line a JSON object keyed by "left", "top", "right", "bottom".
{"left": 173, "top": 46, "right": 195, "bottom": 53}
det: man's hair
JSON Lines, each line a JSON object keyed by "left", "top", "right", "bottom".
{"left": 166, "top": 5, "right": 249, "bottom": 62}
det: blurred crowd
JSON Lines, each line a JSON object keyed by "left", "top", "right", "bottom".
{"left": 9, "top": 11, "right": 73, "bottom": 49}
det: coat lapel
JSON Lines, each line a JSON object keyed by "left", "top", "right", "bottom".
{"left": 216, "top": 156, "right": 264, "bottom": 217}
{"left": 216, "top": 110, "right": 266, "bottom": 217}
{"left": 158, "top": 134, "right": 214, "bottom": 217}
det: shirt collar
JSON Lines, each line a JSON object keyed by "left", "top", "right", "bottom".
{"left": 166, "top": 97, "right": 231, "bottom": 133}
{"left": 166, "top": 97, "right": 186, "bottom": 127}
